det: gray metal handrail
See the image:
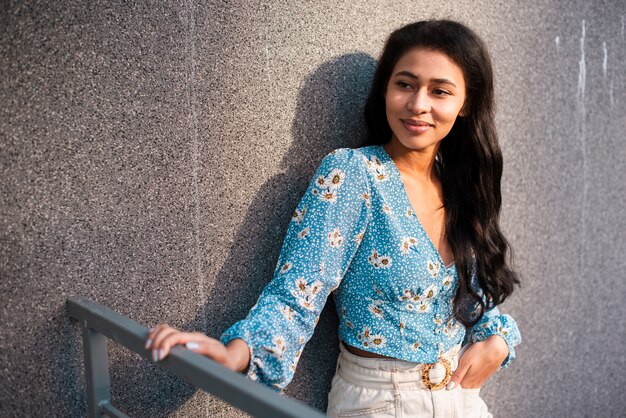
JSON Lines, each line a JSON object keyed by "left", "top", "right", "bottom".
{"left": 66, "top": 298, "right": 327, "bottom": 418}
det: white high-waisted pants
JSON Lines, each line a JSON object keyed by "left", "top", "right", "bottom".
{"left": 326, "top": 341, "right": 492, "bottom": 418}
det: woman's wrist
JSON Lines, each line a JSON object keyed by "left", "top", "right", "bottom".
{"left": 226, "top": 338, "right": 251, "bottom": 373}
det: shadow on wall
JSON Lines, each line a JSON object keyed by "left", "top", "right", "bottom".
{"left": 61, "top": 52, "right": 378, "bottom": 417}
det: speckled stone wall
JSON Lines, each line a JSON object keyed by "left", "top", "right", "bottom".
{"left": 1, "top": 1, "right": 624, "bottom": 417}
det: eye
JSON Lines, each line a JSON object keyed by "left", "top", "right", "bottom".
{"left": 396, "top": 81, "right": 413, "bottom": 89}
{"left": 432, "top": 88, "right": 451, "bottom": 96}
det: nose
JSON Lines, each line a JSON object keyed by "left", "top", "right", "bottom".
{"left": 407, "top": 88, "right": 431, "bottom": 114}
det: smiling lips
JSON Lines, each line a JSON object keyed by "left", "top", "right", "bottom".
{"left": 401, "top": 118, "right": 434, "bottom": 133}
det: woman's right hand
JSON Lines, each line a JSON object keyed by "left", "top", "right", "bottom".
{"left": 145, "top": 324, "right": 250, "bottom": 373}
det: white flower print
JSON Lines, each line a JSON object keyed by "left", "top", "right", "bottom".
{"left": 265, "top": 336, "right": 287, "bottom": 359}
{"left": 497, "top": 325, "right": 512, "bottom": 337}
{"left": 290, "top": 277, "right": 324, "bottom": 311}
{"left": 357, "top": 325, "right": 386, "bottom": 348}
{"left": 442, "top": 274, "right": 454, "bottom": 288}
{"left": 280, "top": 305, "right": 296, "bottom": 321}
{"left": 357, "top": 325, "right": 372, "bottom": 343}
{"left": 299, "top": 336, "right": 305, "bottom": 344}
{"left": 298, "top": 298, "right": 315, "bottom": 310}
{"left": 312, "top": 167, "right": 346, "bottom": 203}
{"left": 319, "top": 261, "right": 325, "bottom": 274}
{"left": 309, "top": 281, "right": 323, "bottom": 296}
{"left": 279, "top": 262, "right": 293, "bottom": 274}
{"left": 410, "top": 341, "right": 421, "bottom": 351}
{"left": 399, "top": 237, "right": 419, "bottom": 255}
{"left": 298, "top": 227, "right": 310, "bottom": 240}
{"left": 320, "top": 189, "right": 338, "bottom": 203}
{"left": 368, "top": 249, "right": 392, "bottom": 269}
{"left": 328, "top": 228, "right": 344, "bottom": 248}
{"left": 292, "top": 277, "right": 309, "bottom": 297}
{"left": 367, "top": 299, "right": 385, "bottom": 318}
{"left": 353, "top": 230, "right": 365, "bottom": 244}
{"left": 363, "top": 155, "right": 388, "bottom": 182}
{"left": 427, "top": 260, "right": 441, "bottom": 278}
{"left": 363, "top": 155, "right": 383, "bottom": 168}
{"left": 434, "top": 315, "right": 443, "bottom": 328}
{"left": 423, "top": 284, "right": 437, "bottom": 299}
{"left": 369, "top": 334, "right": 387, "bottom": 348}
{"left": 315, "top": 175, "right": 328, "bottom": 188}
{"left": 443, "top": 318, "right": 461, "bottom": 339}
{"left": 382, "top": 204, "right": 393, "bottom": 215}
{"left": 399, "top": 320, "right": 406, "bottom": 335}
{"left": 291, "top": 206, "right": 307, "bottom": 224}
{"left": 406, "top": 208, "right": 415, "bottom": 218}
{"left": 326, "top": 168, "right": 346, "bottom": 190}
{"left": 416, "top": 300, "right": 432, "bottom": 313}
{"left": 359, "top": 192, "right": 372, "bottom": 207}
{"left": 398, "top": 284, "right": 438, "bottom": 313}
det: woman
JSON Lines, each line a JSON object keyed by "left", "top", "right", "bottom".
{"left": 146, "top": 20, "right": 521, "bottom": 417}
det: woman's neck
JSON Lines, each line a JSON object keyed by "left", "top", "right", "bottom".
{"left": 383, "top": 140, "right": 439, "bottom": 183}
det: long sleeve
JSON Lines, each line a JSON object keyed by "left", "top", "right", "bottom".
{"left": 219, "top": 148, "right": 372, "bottom": 391}
{"left": 463, "top": 304, "right": 521, "bottom": 369}
{"left": 462, "top": 263, "right": 521, "bottom": 370}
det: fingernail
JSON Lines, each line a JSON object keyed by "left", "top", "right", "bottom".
{"left": 186, "top": 342, "right": 200, "bottom": 350}
{"left": 152, "top": 349, "right": 158, "bottom": 362}
{"left": 158, "top": 348, "right": 165, "bottom": 361}
{"left": 145, "top": 339, "right": 152, "bottom": 349}
{"left": 446, "top": 381, "right": 456, "bottom": 390}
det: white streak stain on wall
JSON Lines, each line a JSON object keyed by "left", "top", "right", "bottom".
{"left": 602, "top": 41, "right": 608, "bottom": 79}
{"left": 610, "top": 80, "right": 615, "bottom": 107}
{"left": 577, "top": 20, "right": 586, "bottom": 108}
{"left": 577, "top": 20, "right": 588, "bottom": 267}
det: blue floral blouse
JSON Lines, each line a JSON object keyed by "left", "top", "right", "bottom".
{"left": 220, "top": 145, "right": 521, "bottom": 392}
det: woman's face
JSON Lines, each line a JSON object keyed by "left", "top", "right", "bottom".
{"left": 384, "top": 47, "right": 467, "bottom": 154}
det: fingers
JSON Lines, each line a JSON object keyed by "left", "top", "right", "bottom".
{"left": 145, "top": 326, "right": 217, "bottom": 363}
{"left": 145, "top": 324, "right": 184, "bottom": 361}
{"left": 449, "top": 340, "right": 502, "bottom": 389}
{"left": 147, "top": 325, "right": 178, "bottom": 361}
{"left": 145, "top": 323, "right": 170, "bottom": 350}
{"left": 447, "top": 358, "right": 471, "bottom": 390}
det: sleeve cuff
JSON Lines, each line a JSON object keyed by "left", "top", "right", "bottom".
{"left": 219, "top": 321, "right": 262, "bottom": 384}
{"left": 465, "top": 313, "right": 521, "bottom": 370}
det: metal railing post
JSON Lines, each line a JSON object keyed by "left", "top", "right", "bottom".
{"left": 68, "top": 298, "right": 326, "bottom": 418}
{"left": 81, "top": 323, "right": 112, "bottom": 418}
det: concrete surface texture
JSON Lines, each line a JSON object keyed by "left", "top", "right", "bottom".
{"left": 1, "top": 0, "right": 625, "bottom": 416}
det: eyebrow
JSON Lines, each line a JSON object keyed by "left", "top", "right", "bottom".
{"left": 393, "top": 71, "right": 458, "bottom": 88}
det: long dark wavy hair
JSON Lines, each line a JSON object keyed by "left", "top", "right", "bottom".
{"left": 362, "top": 20, "right": 520, "bottom": 327}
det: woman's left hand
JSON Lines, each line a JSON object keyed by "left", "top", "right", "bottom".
{"left": 447, "top": 335, "right": 509, "bottom": 390}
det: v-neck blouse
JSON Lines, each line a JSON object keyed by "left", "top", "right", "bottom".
{"left": 220, "top": 145, "right": 521, "bottom": 392}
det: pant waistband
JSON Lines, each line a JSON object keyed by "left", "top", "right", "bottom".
{"left": 337, "top": 341, "right": 462, "bottom": 390}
